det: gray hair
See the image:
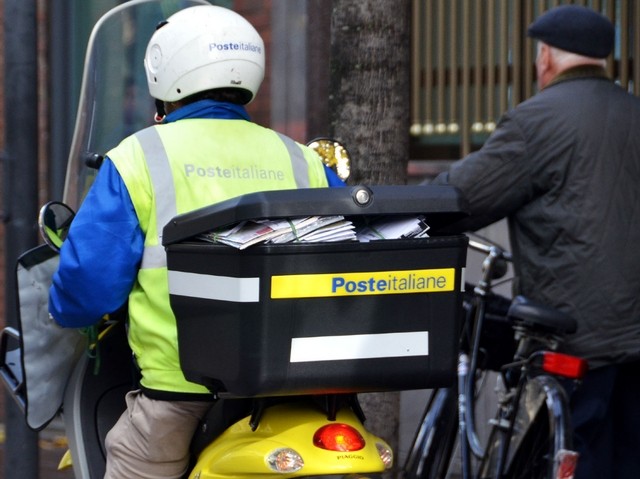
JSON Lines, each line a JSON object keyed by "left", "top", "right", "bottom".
{"left": 537, "top": 41, "right": 607, "bottom": 68}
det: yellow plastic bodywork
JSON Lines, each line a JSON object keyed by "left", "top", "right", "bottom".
{"left": 189, "top": 402, "right": 392, "bottom": 478}
{"left": 58, "top": 449, "right": 73, "bottom": 470}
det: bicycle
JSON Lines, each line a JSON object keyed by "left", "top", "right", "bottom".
{"left": 403, "top": 234, "right": 587, "bottom": 479}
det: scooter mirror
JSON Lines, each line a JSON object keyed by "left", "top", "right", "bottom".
{"left": 38, "top": 201, "right": 76, "bottom": 252}
{"left": 307, "top": 138, "right": 351, "bottom": 181}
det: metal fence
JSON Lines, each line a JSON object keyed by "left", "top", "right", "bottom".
{"left": 411, "top": 0, "right": 639, "bottom": 158}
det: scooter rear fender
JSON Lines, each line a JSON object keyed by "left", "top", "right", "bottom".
{"left": 191, "top": 401, "right": 391, "bottom": 478}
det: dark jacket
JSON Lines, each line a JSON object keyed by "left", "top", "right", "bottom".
{"left": 433, "top": 66, "right": 640, "bottom": 368}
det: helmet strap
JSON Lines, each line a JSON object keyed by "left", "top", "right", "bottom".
{"left": 154, "top": 99, "right": 166, "bottom": 123}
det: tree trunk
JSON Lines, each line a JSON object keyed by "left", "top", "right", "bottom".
{"left": 328, "top": 1, "right": 411, "bottom": 475}
{"left": 329, "top": 0, "right": 411, "bottom": 186}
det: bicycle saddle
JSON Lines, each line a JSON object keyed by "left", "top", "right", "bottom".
{"left": 507, "top": 295, "right": 577, "bottom": 336}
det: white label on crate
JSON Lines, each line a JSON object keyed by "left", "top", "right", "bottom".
{"left": 289, "top": 331, "right": 429, "bottom": 362}
{"left": 168, "top": 271, "right": 260, "bottom": 302}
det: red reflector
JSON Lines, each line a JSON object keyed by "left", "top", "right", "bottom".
{"left": 555, "top": 449, "right": 579, "bottom": 479}
{"left": 542, "top": 352, "right": 588, "bottom": 379}
{"left": 313, "top": 424, "right": 366, "bottom": 452}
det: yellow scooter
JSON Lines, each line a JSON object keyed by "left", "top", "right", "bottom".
{"left": 3, "top": 197, "right": 394, "bottom": 479}
{"left": 15, "top": 171, "right": 469, "bottom": 478}
{"left": 0, "top": 2, "right": 468, "bottom": 477}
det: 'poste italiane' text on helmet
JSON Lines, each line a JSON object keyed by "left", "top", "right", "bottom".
{"left": 144, "top": 5, "right": 265, "bottom": 105}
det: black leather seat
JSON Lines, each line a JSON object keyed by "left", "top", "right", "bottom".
{"left": 507, "top": 295, "right": 577, "bottom": 336}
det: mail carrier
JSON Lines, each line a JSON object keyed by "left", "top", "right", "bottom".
{"left": 163, "top": 185, "right": 468, "bottom": 397}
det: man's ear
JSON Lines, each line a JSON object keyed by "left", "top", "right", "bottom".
{"left": 539, "top": 44, "right": 552, "bottom": 70}
{"left": 536, "top": 43, "right": 555, "bottom": 89}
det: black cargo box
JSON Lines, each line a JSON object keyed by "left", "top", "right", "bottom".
{"left": 163, "top": 185, "right": 468, "bottom": 397}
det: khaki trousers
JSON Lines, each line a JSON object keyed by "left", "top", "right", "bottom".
{"left": 104, "top": 390, "right": 211, "bottom": 479}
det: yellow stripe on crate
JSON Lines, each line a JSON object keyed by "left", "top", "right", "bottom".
{"left": 271, "top": 268, "right": 455, "bottom": 299}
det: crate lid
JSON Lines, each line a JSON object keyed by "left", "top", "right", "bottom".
{"left": 162, "top": 185, "right": 468, "bottom": 246}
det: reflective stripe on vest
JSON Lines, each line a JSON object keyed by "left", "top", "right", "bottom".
{"left": 135, "top": 126, "right": 312, "bottom": 269}
{"left": 276, "top": 132, "right": 309, "bottom": 189}
{"left": 136, "top": 127, "right": 177, "bottom": 270}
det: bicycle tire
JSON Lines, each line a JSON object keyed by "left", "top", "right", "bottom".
{"left": 480, "top": 374, "right": 572, "bottom": 479}
{"left": 403, "top": 387, "right": 459, "bottom": 479}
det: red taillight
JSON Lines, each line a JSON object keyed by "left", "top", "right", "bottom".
{"left": 555, "top": 449, "right": 579, "bottom": 479}
{"left": 313, "top": 424, "right": 366, "bottom": 451}
{"left": 542, "top": 352, "right": 588, "bottom": 379}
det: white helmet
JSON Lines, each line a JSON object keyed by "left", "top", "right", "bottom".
{"left": 144, "top": 5, "right": 265, "bottom": 104}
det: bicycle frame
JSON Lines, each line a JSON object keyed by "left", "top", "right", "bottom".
{"left": 457, "top": 238, "right": 512, "bottom": 472}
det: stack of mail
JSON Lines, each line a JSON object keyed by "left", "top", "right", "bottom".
{"left": 199, "top": 215, "right": 356, "bottom": 249}
{"left": 199, "top": 215, "right": 430, "bottom": 249}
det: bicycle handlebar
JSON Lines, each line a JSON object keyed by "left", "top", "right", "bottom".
{"left": 468, "top": 238, "right": 513, "bottom": 262}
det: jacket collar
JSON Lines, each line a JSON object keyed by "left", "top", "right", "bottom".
{"left": 546, "top": 65, "right": 610, "bottom": 89}
{"left": 164, "top": 99, "right": 250, "bottom": 123}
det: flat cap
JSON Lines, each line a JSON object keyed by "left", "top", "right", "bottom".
{"left": 527, "top": 5, "right": 614, "bottom": 58}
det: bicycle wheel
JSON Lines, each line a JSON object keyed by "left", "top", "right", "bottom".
{"left": 403, "top": 387, "right": 458, "bottom": 479}
{"left": 481, "top": 374, "right": 573, "bottom": 479}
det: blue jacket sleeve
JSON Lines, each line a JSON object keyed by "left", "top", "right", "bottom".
{"left": 323, "top": 165, "right": 346, "bottom": 187}
{"left": 49, "top": 159, "right": 144, "bottom": 327}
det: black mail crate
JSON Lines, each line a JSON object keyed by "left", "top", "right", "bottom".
{"left": 163, "top": 185, "right": 468, "bottom": 397}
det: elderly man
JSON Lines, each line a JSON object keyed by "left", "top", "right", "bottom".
{"left": 431, "top": 5, "right": 640, "bottom": 478}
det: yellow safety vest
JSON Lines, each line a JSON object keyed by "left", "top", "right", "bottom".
{"left": 108, "top": 119, "right": 328, "bottom": 395}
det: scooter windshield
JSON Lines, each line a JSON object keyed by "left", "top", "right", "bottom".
{"left": 63, "top": 0, "right": 211, "bottom": 211}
